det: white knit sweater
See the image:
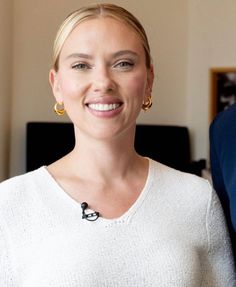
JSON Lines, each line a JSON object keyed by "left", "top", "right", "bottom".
{"left": 0, "top": 159, "right": 235, "bottom": 286}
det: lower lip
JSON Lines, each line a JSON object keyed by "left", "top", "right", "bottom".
{"left": 86, "top": 105, "right": 123, "bottom": 118}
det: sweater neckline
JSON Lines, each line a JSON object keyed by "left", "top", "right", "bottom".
{"left": 38, "top": 158, "right": 156, "bottom": 225}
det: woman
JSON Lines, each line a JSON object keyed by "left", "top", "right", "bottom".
{"left": 0, "top": 3, "right": 235, "bottom": 286}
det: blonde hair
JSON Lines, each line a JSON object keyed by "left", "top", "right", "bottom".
{"left": 52, "top": 3, "right": 152, "bottom": 71}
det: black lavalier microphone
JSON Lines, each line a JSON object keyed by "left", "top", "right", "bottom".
{"left": 81, "top": 202, "right": 100, "bottom": 221}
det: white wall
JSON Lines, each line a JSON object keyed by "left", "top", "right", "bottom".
{"left": 0, "top": 0, "right": 13, "bottom": 181}
{"left": 9, "top": 0, "right": 188, "bottom": 177}
{"left": 187, "top": 0, "right": 236, "bottom": 162}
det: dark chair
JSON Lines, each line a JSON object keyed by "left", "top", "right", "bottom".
{"left": 26, "top": 122, "right": 205, "bottom": 175}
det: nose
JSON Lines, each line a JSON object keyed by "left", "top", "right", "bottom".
{"left": 92, "top": 66, "right": 115, "bottom": 93}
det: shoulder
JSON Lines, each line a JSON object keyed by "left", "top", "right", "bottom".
{"left": 150, "top": 160, "right": 213, "bottom": 206}
{"left": 0, "top": 167, "right": 46, "bottom": 209}
{"left": 149, "top": 160, "right": 222, "bottom": 234}
{"left": 210, "top": 103, "right": 236, "bottom": 133}
{"left": 210, "top": 104, "right": 236, "bottom": 151}
{"left": 0, "top": 168, "right": 42, "bottom": 190}
{"left": 152, "top": 159, "right": 211, "bottom": 190}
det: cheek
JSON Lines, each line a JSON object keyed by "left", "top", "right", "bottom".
{"left": 58, "top": 76, "right": 82, "bottom": 100}
{"left": 126, "top": 72, "right": 148, "bottom": 100}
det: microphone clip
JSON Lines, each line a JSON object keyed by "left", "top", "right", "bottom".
{"left": 81, "top": 202, "right": 99, "bottom": 221}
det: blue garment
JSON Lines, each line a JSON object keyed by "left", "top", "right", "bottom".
{"left": 210, "top": 103, "right": 236, "bottom": 259}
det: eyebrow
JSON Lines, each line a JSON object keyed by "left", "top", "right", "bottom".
{"left": 112, "top": 50, "right": 138, "bottom": 58}
{"left": 65, "top": 53, "right": 93, "bottom": 60}
{"left": 65, "top": 50, "right": 138, "bottom": 61}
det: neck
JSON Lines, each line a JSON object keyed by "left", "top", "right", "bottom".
{"left": 66, "top": 125, "right": 140, "bottom": 181}
{"left": 68, "top": 144, "right": 140, "bottom": 182}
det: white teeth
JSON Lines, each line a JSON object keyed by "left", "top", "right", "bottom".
{"left": 88, "top": 103, "right": 120, "bottom": 111}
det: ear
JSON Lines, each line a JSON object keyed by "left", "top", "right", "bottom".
{"left": 49, "top": 69, "right": 63, "bottom": 103}
{"left": 145, "top": 65, "right": 154, "bottom": 100}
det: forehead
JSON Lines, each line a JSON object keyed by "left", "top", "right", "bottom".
{"left": 60, "top": 17, "right": 144, "bottom": 55}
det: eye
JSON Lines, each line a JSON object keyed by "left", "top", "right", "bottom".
{"left": 114, "top": 61, "right": 134, "bottom": 70}
{"left": 72, "top": 62, "right": 91, "bottom": 70}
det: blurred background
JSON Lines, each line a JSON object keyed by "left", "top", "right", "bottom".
{"left": 1, "top": 0, "right": 236, "bottom": 181}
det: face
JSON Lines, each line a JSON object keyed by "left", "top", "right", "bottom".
{"left": 50, "top": 17, "right": 154, "bottom": 141}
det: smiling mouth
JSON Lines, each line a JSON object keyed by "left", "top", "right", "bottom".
{"left": 87, "top": 103, "right": 122, "bottom": 111}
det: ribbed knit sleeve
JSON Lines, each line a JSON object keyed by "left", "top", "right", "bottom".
{"left": 202, "top": 182, "right": 236, "bottom": 286}
{"left": 0, "top": 222, "right": 16, "bottom": 287}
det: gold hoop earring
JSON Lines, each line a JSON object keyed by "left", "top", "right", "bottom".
{"left": 142, "top": 96, "right": 152, "bottom": 111}
{"left": 54, "top": 102, "right": 65, "bottom": 116}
